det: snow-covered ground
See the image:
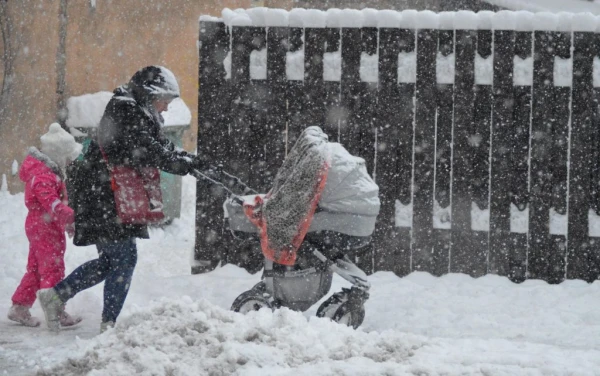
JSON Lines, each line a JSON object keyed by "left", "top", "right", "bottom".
{"left": 1, "top": 176, "right": 600, "bottom": 375}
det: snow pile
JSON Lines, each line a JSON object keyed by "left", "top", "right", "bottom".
{"left": 0, "top": 176, "right": 200, "bottom": 375}
{"left": 66, "top": 92, "right": 191, "bottom": 130}
{"left": 161, "top": 97, "right": 192, "bottom": 128}
{"left": 0, "top": 190, "right": 28, "bottom": 290}
{"left": 205, "top": 7, "right": 600, "bottom": 31}
{"left": 65, "top": 91, "right": 113, "bottom": 129}
{"left": 38, "top": 298, "right": 418, "bottom": 376}
{"left": 3, "top": 173, "right": 600, "bottom": 375}
{"left": 11, "top": 160, "right": 18, "bottom": 176}
{"left": 26, "top": 269, "right": 600, "bottom": 375}
{"left": 0, "top": 174, "right": 6, "bottom": 192}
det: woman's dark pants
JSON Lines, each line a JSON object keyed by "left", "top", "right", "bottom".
{"left": 54, "top": 238, "right": 138, "bottom": 323}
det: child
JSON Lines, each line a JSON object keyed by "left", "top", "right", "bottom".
{"left": 7, "top": 123, "right": 83, "bottom": 327}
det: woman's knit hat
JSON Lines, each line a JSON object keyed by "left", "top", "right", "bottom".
{"left": 128, "top": 65, "right": 180, "bottom": 104}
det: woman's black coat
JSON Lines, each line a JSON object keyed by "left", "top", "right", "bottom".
{"left": 68, "top": 86, "right": 194, "bottom": 246}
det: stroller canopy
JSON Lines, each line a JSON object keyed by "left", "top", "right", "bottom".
{"left": 308, "top": 131, "right": 380, "bottom": 238}
{"left": 239, "top": 126, "right": 380, "bottom": 266}
{"left": 319, "top": 142, "right": 380, "bottom": 217}
{"left": 267, "top": 126, "right": 380, "bottom": 224}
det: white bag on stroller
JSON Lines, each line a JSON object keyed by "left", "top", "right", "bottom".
{"left": 225, "top": 126, "right": 380, "bottom": 328}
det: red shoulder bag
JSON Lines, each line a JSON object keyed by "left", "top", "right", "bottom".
{"left": 100, "top": 146, "right": 165, "bottom": 225}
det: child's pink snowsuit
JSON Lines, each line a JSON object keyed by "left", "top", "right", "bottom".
{"left": 12, "top": 149, "right": 74, "bottom": 307}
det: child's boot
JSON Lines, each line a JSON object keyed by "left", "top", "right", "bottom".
{"left": 59, "top": 304, "right": 82, "bottom": 327}
{"left": 7, "top": 304, "right": 41, "bottom": 327}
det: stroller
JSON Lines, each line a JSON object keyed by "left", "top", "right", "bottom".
{"left": 206, "top": 126, "right": 380, "bottom": 329}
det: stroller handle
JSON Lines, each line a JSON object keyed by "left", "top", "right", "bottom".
{"left": 191, "top": 168, "right": 255, "bottom": 205}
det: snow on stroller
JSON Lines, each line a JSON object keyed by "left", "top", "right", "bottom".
{"left": 221, "top": 126, "right": 380, "bottom": 328}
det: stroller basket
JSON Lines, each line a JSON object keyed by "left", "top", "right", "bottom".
{"left": 266, "top": 263, "right": 333, "bottom": 312}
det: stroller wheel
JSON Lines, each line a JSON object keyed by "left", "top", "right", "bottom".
{"left": 316, "top": 293, "right": 345, "bottom": 320}
{"left": 231, "top": 289, "right": 271, "bottom": 314}
{"left": 331, "top": 301, "right": 365, "bottom": 329}
{"left": 316, "top": 288, "right": 367, "bottom": 329}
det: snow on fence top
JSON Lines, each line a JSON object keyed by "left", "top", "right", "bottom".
{"left": 486, "top": 0, "right": 600, "bottom": 15}
{"left": 200, "top": 7, "right": 600, "bottom": 32}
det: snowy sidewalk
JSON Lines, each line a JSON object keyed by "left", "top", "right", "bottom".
{"left": 2, "top": 176, "right": 600, "bottom": 375}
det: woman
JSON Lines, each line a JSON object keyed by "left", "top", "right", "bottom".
{"left": 37, "top": 66, "right": 206, "bottom": 332}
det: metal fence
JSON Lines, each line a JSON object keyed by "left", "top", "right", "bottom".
{"left": 195, "top": 10, "right": 600, "bottom": 283}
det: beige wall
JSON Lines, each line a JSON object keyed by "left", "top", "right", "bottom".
{"left": 0, "top": 0, "right": 496, "bottom": 193}
{"left": 0, "top": 0, "right": 249, "bottom": 193}
{"left": 0, "top": 1, "right": 59, "bottom": 193}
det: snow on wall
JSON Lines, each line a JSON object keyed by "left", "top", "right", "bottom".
{"left": 393, "top": 201, "right": 528, "bottom": 233}
{"left": 395, "top": 201, "right": 574, "bottom": 235}
{"left": 66, "top": 92, "right": 192, "bottom": 129}
{"left": 207, "top": 8, "right": 600, "bottom": 31}
{"left": 436, "top": 52, "right": 455, "bottom": 85}
{"left": 510, "top": 204, "right": 529, "bottom": 234}
{"left": 377, "top": 9, "right": 401, "bottom": 28}
{"left": 286, "top": 45, "right": 304, "bottom": 81}
{"left": 438, "top": 12, "right": 455, "bottom": 31}
{"left": 554, "top": 56, "right": 573, "bottom": 87}
{"left": 398, "top": 52, "right": 417, "bottom": 83}
{"left": 250, "top": 48, "right": 267, "bottom": 80}
{"left": 323, "top": 47, "right": 342, "bottom": 82}
{"left": 475, "top": 55, "right": 493, "bottom": 86}
{"left": 589, "top": 209, "right": 600, "bottom": 237}
{"left": 594, "top": 56, "right": 600, "bottom": 88}
{"left": 65, "top": 91, "right": 113, "bottom": 129}
{"left": 207, "top": 8, "right": 600, "bottom": 85}
{"left": 550, "top": 208, "right": 567, "bottom": 235}
{"left": 162, "top": 98, "right": 193, "bottom": 128}
{"left": 515, "top": 10, "right": 536, "bottom": 31}
{"left": 453, "top": 11, "right": 479, "bottom": 30}
{"left": 492, "top": 10, "right": 517, "bottom": 31}
{"left": 395, "top": 200, "right": 412, "bottom": 228}
{"left": 360, "top": 52, "right": 379, "bottom": 83}
{"left": 477, "top": 11, "right": 495, "bottom": 30}
{"left": 485, "top": 0, "right": 600, "bottom": 15}
{"left": 513, "top": 56, "right": 534, "bottom": 86}
{"left": 471, "top": 203, "right": 490, "bottom": 232}
{"left": 223, "top": 51, "right": 232, "bottom": 80}
{"left": 433, "top": 200, "right": 451, "bottom": 229}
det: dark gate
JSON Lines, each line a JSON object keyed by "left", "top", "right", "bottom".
{"left": 195, "top": 10, "right": 600, "bottom": 283}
